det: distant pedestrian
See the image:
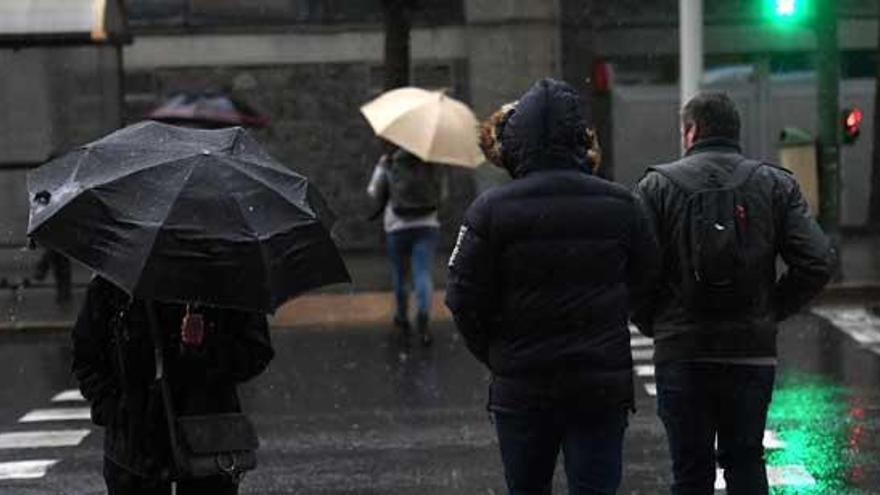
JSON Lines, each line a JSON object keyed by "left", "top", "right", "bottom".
{"left": 447, "top": 78, "right": 660, "bottom": 494}
{"left": 367, "top": 143, "right": 446, "bottom": 346}
{"left": 633, "top": 92, "right": 834, "bottom": 494}
{"left": 73, "top": 276, "right": 274, "bottom": 495}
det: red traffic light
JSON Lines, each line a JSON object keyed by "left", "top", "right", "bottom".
{"left": 842, "top": 107, "right": 863, "bottom": 144}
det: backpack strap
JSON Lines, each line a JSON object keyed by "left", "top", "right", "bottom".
{"left": 726, "top": 158, "right": 762, "bottom": 188}
{"left": 648, "top": 157, "right": 763, "bottom": 193}
{"left": 647, "top": 164, "right": 703, "bottom": 193}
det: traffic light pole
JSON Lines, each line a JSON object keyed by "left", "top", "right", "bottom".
{"left": 816, "top": 0, "right": 840, "bottom": 233}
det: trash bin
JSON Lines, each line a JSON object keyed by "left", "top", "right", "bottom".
{"left": 778, "top": 127, "right": 819, "bottom": 216}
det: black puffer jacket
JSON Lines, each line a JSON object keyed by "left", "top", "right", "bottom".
{"left": 446, "top": 79, "right": 660, "bottom": 411}
{"left": 633, "top": 138, "right": 833, "bottom": 364}
{"left": 73, "top": 276, "right": 274, "bottom": 478}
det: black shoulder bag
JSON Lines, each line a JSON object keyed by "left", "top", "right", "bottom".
{"left": 146, "top": 302, "right": 259, "bottom": 482}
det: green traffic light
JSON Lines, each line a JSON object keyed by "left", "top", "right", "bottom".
{"left": 776, "top": 0, "right": 796, "bottom": 16}
{"left": 764, "top": 0, "right": 811, "bottom": 25}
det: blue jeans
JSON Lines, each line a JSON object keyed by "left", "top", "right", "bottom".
{"left": 386, "top": 227, "right": 439, "bottom": 320}
{"left": 656, "top": 362, "right": 775, "bottom": 495}
{"left": 493, "top": 408, "right": 628, "bottom": 495}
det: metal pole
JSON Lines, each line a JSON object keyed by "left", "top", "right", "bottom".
{"left": 679, "top": 0, "right": 703, "bottom": 106}
{"left": 816, "top": 0, "right": 840, "bottom": 233}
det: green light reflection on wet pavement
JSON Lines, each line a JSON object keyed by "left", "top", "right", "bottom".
{"left": 766, "top": 371, "right": 870, "bottom": 494}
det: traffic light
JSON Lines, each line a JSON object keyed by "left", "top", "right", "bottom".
{"left": 841, "top": 107, "right": 863, "bottom": 145}
{"left": 763, "top": 0, "right": 812, "bottom": 26}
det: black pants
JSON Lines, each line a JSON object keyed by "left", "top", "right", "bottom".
{"left": 656, "top": 362, "right": 775, "bottom": 495}
{"left": 104, "top": 458, "right": 238, "bottom": 495}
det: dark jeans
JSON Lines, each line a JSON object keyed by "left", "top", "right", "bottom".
{"left": 104, "top": 458, "right": 238, "bottom": 495}
{"left": 656, "top": 362, "right": 775, "bottom": 495}
{"left": 493, "top": 408, "right": 628, "bottom": 495}
{"left": 386, "top": 227, "right": 439, "bottom": 320}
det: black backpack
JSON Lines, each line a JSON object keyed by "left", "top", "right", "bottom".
{"left": 649, "top": 159, "right": 767, "bottom": 317}
{"left": 387, "top": 149, "right": 442, "bottom": 218}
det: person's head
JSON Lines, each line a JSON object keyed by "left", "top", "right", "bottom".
{"left": 480, "top": 78, "right": 600, "bottom": 177}
{"left": 680, "top": 92, "right": 741, "bottom": 151}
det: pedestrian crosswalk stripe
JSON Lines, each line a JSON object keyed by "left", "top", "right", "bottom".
{"left": 632, "top": 348, "right": 654, "bottom": 361}
{"left": 630, "top": 337, "right": 653, "bottom": 348}
{"left": 763, "top": 430, "right": 786, "bottom": 450}
{"left": 814, "top": 308, "right": 880, "bottom": 345}
{"left": 19, "top": 408, "right": 91, "bottom": 423}
{"left": 714, "top": 465, "right": 815, "bottom": 490}
{"left": 0, "top": 430, "right": 90, "bottom": 449}
{"left": 51, "top": 390, "right": 85, "bottom": 403}
{"left": 635, "top": 365, "right": 655, "bottom": 377}
{"left": 644, "top": 383, "right": 657, "bottom": 396}
{"left": 0, "top": 460, "right": 58, "bottom": 480}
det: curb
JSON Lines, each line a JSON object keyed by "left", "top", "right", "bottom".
{"left": 0, "top": 291, "right": 453, "bottom": 332}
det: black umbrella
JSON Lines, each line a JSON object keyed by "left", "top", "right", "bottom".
{"left": 27, "top": 121, "right": 350, "bottom": 312}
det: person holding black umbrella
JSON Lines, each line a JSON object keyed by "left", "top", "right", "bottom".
{"left": 27, "top": 122, "right": 350, "bottom": 494}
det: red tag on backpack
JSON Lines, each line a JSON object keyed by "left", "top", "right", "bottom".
{"left": 180, "top": 305, "right": 205, "bottom": 347}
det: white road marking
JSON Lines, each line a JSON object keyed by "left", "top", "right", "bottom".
{"left": 632, "top": 348, "right": 654, "bottom": 361}
{"left": 0, "top": 460, "right": 58, "bottom": 480}
{"left": 51, "top": 390, "right": 85, "bottom": 403}
{"left": 630, "top": 337, "right": 654, "bottom": 348}
{"left": 763, "top": 430, "right": 786, "bottom": 450}
{"left": 0, "top": 430, "right": 91, "bottom": 449}
{"left": 715, "top": 465, "right": 815, "bottom": 490}
{"left": 19, "top": 408, "right": 91, "bottom": 423}
{"left": 635, "top": 365, "right": 655, "bottom": 377}
{"left": 813, "top": 307, "right": 880, "bottom": 346}
{"left": 644, "top": 383, "right": 657, "bottom": 396}
{"left": 628, "top": 324, "right": 640, "bottom": 334}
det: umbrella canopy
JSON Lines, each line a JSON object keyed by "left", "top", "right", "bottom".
{"left": 148, "top": 92, "right": 270, "bottom": 129}
{"left": 27, "top": 121, "right": 350, "bottom": 312}
{"left": 360, "top": 87, "right": 485, "bottom": 168}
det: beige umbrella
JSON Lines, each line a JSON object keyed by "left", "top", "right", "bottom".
{"left": 360, "top": 87, "right": 485, "bottom": 168}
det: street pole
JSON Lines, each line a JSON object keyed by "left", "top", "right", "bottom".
{"left": 679, "top": 0, "right": 703, "bottom": 107}
{"left": 815, "top": 0, "right": 840, "bottom": 233}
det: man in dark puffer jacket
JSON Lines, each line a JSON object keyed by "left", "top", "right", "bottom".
{"left": 446, "top": 78, "right": 660, "bottom": 494}
{"left": 634, "top": 92, "right": 833, "bottom": 494}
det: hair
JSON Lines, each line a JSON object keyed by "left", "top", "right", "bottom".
{"left": 478, "top": 102, "right": 517, "bottom": 170}
{"left": 681, "top": 92, "right": 741, "bottom": 141}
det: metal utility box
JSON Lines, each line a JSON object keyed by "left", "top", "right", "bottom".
{"left": 778, "top": 127, "right": 819, "bottom": 216}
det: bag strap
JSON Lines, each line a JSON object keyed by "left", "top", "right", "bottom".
{"left": 726, "top": 158, "right": 761, "bottom": 189}
{"left": 146, "top": 301, "right": 188, "bottom": 478}
{"left": 648, "top": 157, "right": 761, "bottom": 193}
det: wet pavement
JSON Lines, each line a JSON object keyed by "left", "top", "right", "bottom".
{"left": 0, "top": 308, "right": 879, "bottom": 493}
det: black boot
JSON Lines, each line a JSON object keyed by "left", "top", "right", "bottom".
{"left": 417, "top": 313, "right": 433, "bottom": 347}
{"left": 393, "top": 315, "right": 411, "bottom": 346}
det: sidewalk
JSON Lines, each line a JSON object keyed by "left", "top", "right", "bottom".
{"left": 2, "top": 234, "right": 879, "bottom": 331}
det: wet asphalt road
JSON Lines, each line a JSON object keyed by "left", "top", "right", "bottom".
{"left": 0, "top": 309, "right": 879, "bottom": 494}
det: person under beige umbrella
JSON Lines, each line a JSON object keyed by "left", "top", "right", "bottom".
{"left": 362, "top": 87, "right": 484, "bottom": 346}
{"left": 361, "top": 87, "right": 485, "bottom": 168}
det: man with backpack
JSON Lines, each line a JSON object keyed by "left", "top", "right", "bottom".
{"left": 634, "top": 92, "right": 833, "bottom": 494}
{"left": 368, "top": 144, "right": 445, "bottom": 346}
